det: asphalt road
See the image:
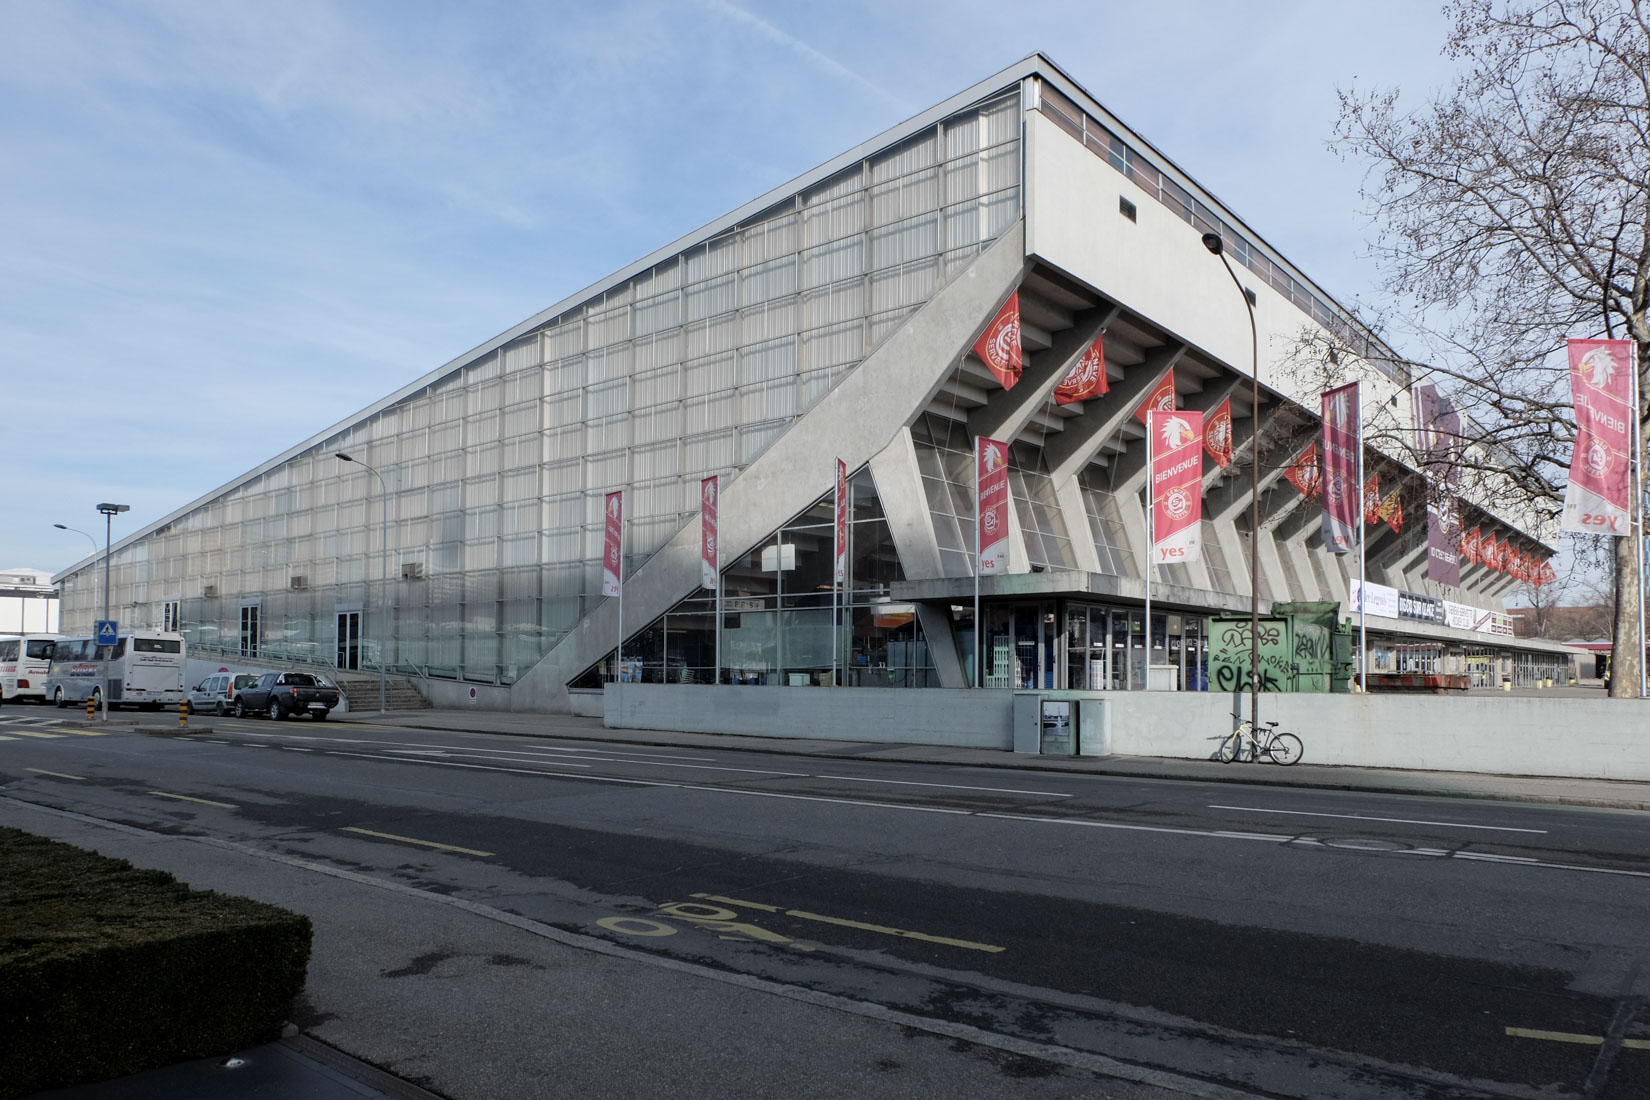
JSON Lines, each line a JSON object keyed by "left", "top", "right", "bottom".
{"left": 3, "top": 707, "right": 1648, "bottom": 1099}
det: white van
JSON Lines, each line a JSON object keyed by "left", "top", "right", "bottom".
{"left": 185, "top": 671, "right": 263, "bottom": 716}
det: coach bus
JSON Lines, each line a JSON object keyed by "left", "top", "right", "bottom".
{"left": 44, "top": 631, "right": 187, "bottom": 710}
{"left": 0, "top": 633, "right": 60, "bottom": 702}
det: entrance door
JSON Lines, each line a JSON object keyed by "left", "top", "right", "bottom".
{"left": 239, "top": 605, "right": 260, "bottom": 657}
{"left": 336, "top": 612, "right": 361, "bottom": 670}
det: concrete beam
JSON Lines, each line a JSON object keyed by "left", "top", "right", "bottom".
{"left": 967, "top": 306, "right": 1119, "bottom": 445}
{"left": 1046, "top": 343, "right": 1188, "bottom": 485}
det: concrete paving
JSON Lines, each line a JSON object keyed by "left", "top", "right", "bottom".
{"left": 334, "top": 706, "right": 1650, "bottom": 812}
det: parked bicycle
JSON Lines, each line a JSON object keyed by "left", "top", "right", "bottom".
{"left": 1217, "top": 719, "right": 1303, "bottom": 766}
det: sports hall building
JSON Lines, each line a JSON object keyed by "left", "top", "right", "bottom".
{"left": 53, "top": 55, "right": 1581, "bottom": 712}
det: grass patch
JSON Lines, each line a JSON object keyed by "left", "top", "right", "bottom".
{"left": 0, "top": 826, "right": 311, "bottom": 1098}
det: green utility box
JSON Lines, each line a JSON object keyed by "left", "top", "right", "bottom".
{"left": 1209, "top": 602, "right": 1353, "bottom": 693}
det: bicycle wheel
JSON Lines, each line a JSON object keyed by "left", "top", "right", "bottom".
{"left": 1216, "top": 730, "right": 1244, "bottom": 763}
{"left": 1268, "top": 732, "right": 1303, "bottom": 766}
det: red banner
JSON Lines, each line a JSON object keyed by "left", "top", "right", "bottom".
{"left": 602, "top": 491, "right": 623, "bottom": 597}
{"left": 1480, "top": 531, "right": 1498, "bottom": 572}
{"left": 972, "top": 294, "right": 1022, "bottom": 390}
{"left": 1203, "top": 397, "right": 1233, "bottom": 468}
{"left": 834, "top": 459, "right": 848, "bottom": 584}
{"left": 1321, "top": 383, "right": 1360, "bottom": 554}
{"left": 1054, "top": 333, "right": 1108, "bottom": 405}
{"left": 1148, "top": 410, "right": 1204, "bottom": 565}
{"left": 976, "top": 436, "right": 1011, "bottom": 575}
{"left": 1362, "top": 475, "right": 1381, "bottom": 528}
{"left": 1461, "top": 526, "right": 1481, "bottom": 566}
{"left": 1561, "top": 339, "right": 1634, "bottom": 536}
{"left": 700, "top": 476, "right": 718, "bottom": 590}
{"left": 1496, "top": 537, "right": 1513, "bottom": 574}
{"left": 1284, "top": 442, "right": 1322, "bottom": 498}
{"left": 1133, "top": 370, "right": 1177, "bottom": 425}
{"left": 1535, "top": 559, "right": 1556, "bottom": 587}
{"left": 1378, "top": 486, "right": 1403, "bottom": 533}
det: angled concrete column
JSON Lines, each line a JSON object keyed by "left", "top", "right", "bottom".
{"left": 868, "top": 429, "right": 942, "bottom": 580}
{"left": 967, "top": 306, "right": 1120, "bottom": 443}
{"left": 914, "top": 602, "right": 967, "bottom": 688}
{"left": 1207, "top": 425, "right": 1316, "bottom": 524}
{"left": 512, "top": 222, "right": 1028, "bottom": 712}
{"left": 1055, "top": 476, "right": 1102, "bottom": 572}
{"left": 1046, "top": 343, "right": 1188, "bottom": 485}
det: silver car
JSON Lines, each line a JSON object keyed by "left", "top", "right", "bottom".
{"left": 186, "top": 672, "right": 262, "bottom": 716}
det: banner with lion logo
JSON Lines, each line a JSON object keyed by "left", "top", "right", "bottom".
{"left": 1320, "top": 382, "right": 1361, "bottom": 554}
{"left": 975, "top": 436, "right": 1012, "bottom": 574}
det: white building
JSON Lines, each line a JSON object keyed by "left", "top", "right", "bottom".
{"left": 52, "top": 55, "right": 1575, "bottom": 711}
{"left": 0, "top": 568, "right": 59, "bottom": 635}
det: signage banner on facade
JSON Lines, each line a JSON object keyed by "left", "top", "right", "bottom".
{"left": 1284, "top": 442, "right": 1322, "bottom": 498}
{"left": 1398, "top": 589, "right": 1445, "bottom": 623}
{"left": 1496, "top": 537, "right": 1513, "bottom": 574}
{"left": 976, "top": 436, "right": 1011, "bottom": 574}
{"left": 1561, "top": 338, "right": 1634, "bottom": 536}
{"left": 1133, "top": 369, "right": 1177, "bottom": 425}
{"left": 1363, "top": 475, "right": 1381, "bottom": 528}
{"left": 972, "top": 293, "right": 1022, "bottom": 391}
{"left": 833, "top": 459, "right": 848, "bottom": 583}
{"left": 1480, "top": 530, "right": 1498, "bottom": 572}
{"left": 1414, "top": 383, "right": 1461, "bottom": 467}
{"left": 1349, "top": 579, "right": 1399, "bottom": 619}
{"left": 1444, "top": 600, "right": 1476, "bottom": 630}
{"left": 602, "top": 491, "right": 623, "bottom": 597}
{"left": 1320, "top": 382, "right": 1360, "bottom": 553}
{"left": 1148, "top": 410, "right": 1204, "bottom": 564}
{"left": 700, "top": 476, "right": 718, "bottom": 590}
{"left": 1203, "top": 397, "right": 1233, "bottom": 468}
{"left": 1426, "top": 493, "right": 1462, "bottom": 587}
{"left": 1054, "top": 332, "right": 1108, "bottom": 405}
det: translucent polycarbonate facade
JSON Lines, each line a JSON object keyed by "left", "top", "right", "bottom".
{"left": 55, "top": 91, "right": 1021, "bottom": 686}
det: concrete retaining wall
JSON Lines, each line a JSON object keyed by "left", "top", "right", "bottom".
{"left": 1102, "top": 693, "right": 1650, "bottom": 782}
{"left": 606, "top": 684, "right": 1015, "bottom": 750}
{"left": 605, "top": 683, "right": 1650, "bottom": 781}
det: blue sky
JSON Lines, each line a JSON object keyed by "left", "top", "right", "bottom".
{"left": 1, "top": 0, "right": 1459, "bottom": 574}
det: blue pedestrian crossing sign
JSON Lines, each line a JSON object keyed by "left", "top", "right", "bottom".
{"left": 94, "top": 620, "right": 118, "bottom": 646}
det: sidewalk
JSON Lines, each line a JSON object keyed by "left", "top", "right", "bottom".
{"left": 337, "top": 708, "right": 1650, "bottom": 813}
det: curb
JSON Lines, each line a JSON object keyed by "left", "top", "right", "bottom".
{"left": 332, "top": 717, "right": 1650, "bottom": 814}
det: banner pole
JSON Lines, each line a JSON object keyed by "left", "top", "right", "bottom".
{"left": 974, "top": 440, "right": 982, "bottom": 689}
{"left": 1357, "top": 382, "right": 1367, "bottom": 692}
{"left": 617, "top": 490, "right": 625, "bottom": 692}
{"left": 1636, "top": 343, "right": 1646, "bottom": 698}
{"left": 713, "top": 477, "right": 721, "bottom": 687}
{"left": 834, "top": 464, "right": 841, "bottom": 690}
{"left": 1144, "top": 412, "right": 1154, "bottom": 692}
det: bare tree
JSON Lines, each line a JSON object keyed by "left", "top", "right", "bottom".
{"left": 1326, "top": 0, "right": 1649, "bottom": 696}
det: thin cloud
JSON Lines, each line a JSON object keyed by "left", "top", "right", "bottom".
{"left": 700, "top": 0, "right": 906, "bottom": 109}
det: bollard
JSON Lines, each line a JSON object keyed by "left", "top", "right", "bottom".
{"left": 179, "top": 699, "right": 190, "bottom": 728}
{"left": 86, "top": 695, "right": 97, "bottom": 721}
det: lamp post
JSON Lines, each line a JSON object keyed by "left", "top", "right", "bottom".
{"left": 1201, "top": 232, "right": 1262, "bottom": 733}
{"left": 336, "top": 452, "right": 388, "bottom": 714}
{"left": 94, "top": 505, "right": 130, "bottom": 632}
{"left": 53, "top": 523, "right": 98, "bottom": 555}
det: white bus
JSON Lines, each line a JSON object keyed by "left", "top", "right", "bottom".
{"left": 44, "top": 631, "right": 187, "bottom": 710}
{"left": 0, "top": 633, "right": 60, "bottom": 702}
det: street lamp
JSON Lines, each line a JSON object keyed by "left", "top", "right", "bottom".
{"left": 336, "top": 452, "right": 388, "bottom": 714}
{"left": 1201, "top": 232, "right": 1263, "bottom": 733}
{"left": 95, "top": 504, "right": 130, "bottom": 634}
{"left": 53, "top": 524, "right": 98, "bottom": 555}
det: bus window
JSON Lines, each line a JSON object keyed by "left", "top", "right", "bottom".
{"left": 132, "top": 638, "right": 182, "bottom": 654}
{"left": 25, "top": 639, "right": 55, "bottom": 660}
{"left": 0, "top": 640, "right": 17, "bottom": 661}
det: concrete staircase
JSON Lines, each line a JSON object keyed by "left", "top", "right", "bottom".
{"left": 329, "top": 671, "right": 431, "bottom": 711}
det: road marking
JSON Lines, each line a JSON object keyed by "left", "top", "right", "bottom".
{"left": 815, "top": 775, "right": 1072, "bottom": 797}
{"left": 0, "top": 735, "right": 15, "bottom": 740}
{"left": 5, "top": 729, "right": 66, "bottom": 739}
{"left": 57, "top": 728, "right": 110, "bottom": 737}
{"left": 686, "top": 893, "right": 1003, "bottom": 953}
{"left": 597, "top": 916, "right": 677, "bottom": 937}
{"left": 149, "top": 790, "right": 237, "bottom": 809}
{"left": 384, "top": 749, "right": 592, "bottom": 768}
{"left": 1505, "top": 1027, "right": 1650, "bottom": 1050}
{"left": 981, "top": 812, "right": 1293, "bottom": 843}
{"left": 340, "top": 826, "right": 492, "bottom": 857}
{"left": 26, "top": 768, "right": 85, "bottom": 780}
{"left": 679, "top": 784, "right": 971, "bottom": 814}
{"left": 587, "top": 759, "right": 809, "bottom": 777}
{"left": 283, "top": 746, "right": 314, "bottom": 752}
{"left": 1210, "top": 804, "right": 1548, "bottom": 834}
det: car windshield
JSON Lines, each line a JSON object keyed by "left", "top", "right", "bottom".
{"left": 282, "top": 673, "right": 317, "bottom": 686}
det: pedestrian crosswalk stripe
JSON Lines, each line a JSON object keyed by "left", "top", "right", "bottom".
{"left": 5, "top": 730, "right": 66, "bottom": 739}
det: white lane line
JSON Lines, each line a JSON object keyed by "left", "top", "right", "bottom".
{"left": 383, "top": 749, "right": 592, "bottom": 768}
{"left": 1208, "top": 804, "right": 1548, "bottom": 834}
{"left": 228, "top": 729, "right": 714, "bottom": 763}
{"left": 814, "top": 775, "right": 1072, "bottom": 798}
{"left": 312, "top": 751, "right": 1650, "bottom": 881}
{"left": 580, "top": 759, "right": 809, "bottom": 777}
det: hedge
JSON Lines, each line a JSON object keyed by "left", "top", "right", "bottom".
{"left": 0, "top": 827, "right": 312, "bottom": 1098}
